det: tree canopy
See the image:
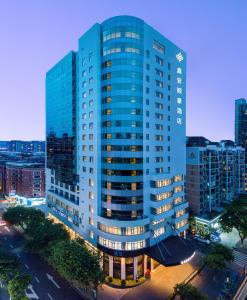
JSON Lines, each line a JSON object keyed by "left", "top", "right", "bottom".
{"left": 3, "top": 206, "right": 104, "bottom": 290}
{"left": 7, "top": 274, "right": 31, "bottom": 300}
{"left": 25, "top": 217, "right": 69, "bottom": 251}
{"left": 3, "top": 206, "right": 45, "bottom": 228}
{"left": 0, "top": 248, "right": 20, "bottom": 283}
{"left": 48, "top": 239, "right": 105, "bottom": 289}
{"left": 203, "top": 244, "right": 233, "bottom": 271}
{"left": 219, "top": 197, "right": 247, "bottom": 245}
{"left": 174, "top": 283, "right": 207, "bottom": 300}
{"left": 0, "top": 247, "right": 30, "bottom": 299}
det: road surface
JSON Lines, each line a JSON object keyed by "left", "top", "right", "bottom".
{"left": 0, "top": 220, "right": 83, "bottom": 300}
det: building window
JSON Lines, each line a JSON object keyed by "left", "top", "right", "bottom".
{"left": 155, "top": 68, "right": 163, "bottom": 77}
{"left": 125, "top": 47, "right": 140, "bottom": 54}
{"left": 103, "top": 47, "right": 121, "bottom": 56}
{"left": 154, "top": 227, "right": 165, "bottom": 237}
{"left": 153, "top": 40, "right": 165, "bottom": 54}
{"left": 103, "top": 32, "right": 121, "bottom": 42}
{"left": 125, "top": 32, "right": 140, "bottom": 39}
{"left": 155, "top": 55, "right": 164, "bottom": 66}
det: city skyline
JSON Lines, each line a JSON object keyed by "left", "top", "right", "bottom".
{"left": 0, "top": 0, "right": 246, "bottom": 141}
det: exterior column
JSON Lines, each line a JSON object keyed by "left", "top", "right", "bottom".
{"left": 121, "top": 257, "right": 126, "bottom": 280}
{"left": 133, "top": 256, "right": 138, "bottom": 279}
{"left": 183, "top": 230, "right": 187, "bottom": 239}
{"left": 99, "top": 251, "right": 103, "bottom": 268}
{"left": 150, "top": 258, "right": 154, "bottom": 271}
{"left": 144, "top": 255, "right": 147, "bottom": 274}
{"left": 109, "top": 255, "right": 113, "bottom": 277}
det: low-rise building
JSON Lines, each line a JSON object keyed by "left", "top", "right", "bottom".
{"left": 5, "top": 162, "right": 45, "bottom": 199}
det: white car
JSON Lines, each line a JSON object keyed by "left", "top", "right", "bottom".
{"left": 211, "top": 235, "right": 221, "bottom": 242}
{"left": 194, "top": 235, "right": 211, "bottom": 244}
{"left": 0, "top": 220, "right": 7, "bottom": 226}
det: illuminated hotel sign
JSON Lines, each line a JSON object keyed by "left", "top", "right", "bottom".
{"left": 176, "top": 52, "right": 184, "bottom": 62}
{"left": 176, "top": 57, "right": 183, "bottom": 125}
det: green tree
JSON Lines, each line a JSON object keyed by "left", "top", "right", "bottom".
{"left": 3, "top": 206, "right": 45, "bottom": 229}
{"left": 213, "top": 244, "right": 234, "bottom": 262}
{"left": 203, "top": 244, "right": 233, "bottom": 271}
{"left": 220, "top": 197, "right": 247, "bottom": 245}
{"left": 174, "top": 283, "right": 207, "bottom": 300}
{"left": 7, "top": 274, "right": 31, "bottom": 300}
{"left": 203, "top": 253, "right": 226, "bottom": 270}
{"left": 0, "top": 248, "right": 20, "bottom": 283}
{"left": 25, "top": 218, "right": 69, "bottom": 251}
{"left": 48, "top": 240, "right": 104, "bottom": 289}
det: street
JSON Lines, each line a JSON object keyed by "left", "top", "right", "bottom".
{"left": 0, "top": 221, "right": 83, "bottom": 300}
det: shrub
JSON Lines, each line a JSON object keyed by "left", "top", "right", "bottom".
{"left": 108, "top": 276, "right": 113, "bottom": 283}
{"left": 121, "top": 279, "right": 126, "bottom": 286}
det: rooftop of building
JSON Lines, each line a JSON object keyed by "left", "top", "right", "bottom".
{"left": 187, "top": 136, "right": 242, "bottom": 149}
{"left": 5, "top": 162, "right": 44, "bottom": 169}
{"left": 195, "top": 209, "right": 223, "bottom": 222}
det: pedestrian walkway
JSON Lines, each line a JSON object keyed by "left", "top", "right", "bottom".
{"left": 233, "top": 250, "right": 247, "bottom": 268}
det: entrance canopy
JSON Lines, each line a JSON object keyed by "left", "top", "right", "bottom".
{"left": 145, "top": 236, "right": 195, "bottom": 267}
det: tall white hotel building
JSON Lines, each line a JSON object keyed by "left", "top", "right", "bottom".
{"left": 46, "top": 15, "right": 194, "bottom": 281}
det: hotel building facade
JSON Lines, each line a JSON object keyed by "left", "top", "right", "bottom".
{"left": 46, "top": 16, "right": 192, "bottom": 281}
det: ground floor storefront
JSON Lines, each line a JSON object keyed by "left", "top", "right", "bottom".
{"left": 102, "top": 253, "right": 160, "bottom": 281}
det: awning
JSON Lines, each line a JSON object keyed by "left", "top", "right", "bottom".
{"left": 145, "top": 236, "right": 196, "bottom": 267}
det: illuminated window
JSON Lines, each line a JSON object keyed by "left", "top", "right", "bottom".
{"left": 125, "top": 240, "right": 145, "bottom": 250}
{"left": 175, "top": 219, "right": 188, "bottom": 229}
{"left": 154, "top": 227, "right": 165, "bottom": 236}
{"left": 174, "top": 197, "right": 183, "bottom": 205}
{"left": 125, "top": 32, "right": 140, "bottom": 39}
{"left": 155, "top": 203, "right": 172, "bottom": 215}
{"left": 154, "top": 191, "right": 172, "bottom": 201}
{"left": 176, "top": 209, "right": 186, "bottom": 218}
{"left": 103, "top": 47, "right": 121, "bottom": 56}
{"left": 125, "top": 47, "right": 140, "bottom": 54}
{"left": 103, "top": 32, "right": 121, "bottom": 42}
{"left": 174, "top": 185, "right": 183, "bottom": 193}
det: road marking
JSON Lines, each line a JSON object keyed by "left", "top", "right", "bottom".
{"left": 25, "top": 284, "right": 39, "bottom": 299}
{"left": 46, "top": 273, "right": 60, "bottom": 289}
{"left": 34, "top": 276, "right": 40, "bottom": 283}
{"left": 5, "top": 226, "right": 10, "bottom": 232}
{"left": 25, "top": 264, "right": 29, "bottom": 269}
{"left": 47, "top": 293, "right": 54, "bottom": 300}
{"left": 10, "top": 244, "right": 13, "bottom": 248}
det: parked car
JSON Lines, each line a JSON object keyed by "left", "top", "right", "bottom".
{"left": 194, "top": 234, "right": 211, "bottom": 244}
{"left": 211, "top": 235, "right": 221, "bottom": 242}
{"left": 0, "top": 220, "right": 7, "bottom": 226}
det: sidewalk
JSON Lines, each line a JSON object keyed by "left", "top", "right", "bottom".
{"left": 98, "top": 251, "right": 202, "bottom": 300}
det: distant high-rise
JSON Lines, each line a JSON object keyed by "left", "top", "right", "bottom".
{"left": 0, "top": 140, "right": 46, "bottom": 153}
{"left": 46, "top": 16, "right": 194, "bottom": 282}
{"left": 235, "top": 98, "right": 247, "bottom": 190}
{"left": 186, "top": 137, "right": 245, "bottom": 215}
